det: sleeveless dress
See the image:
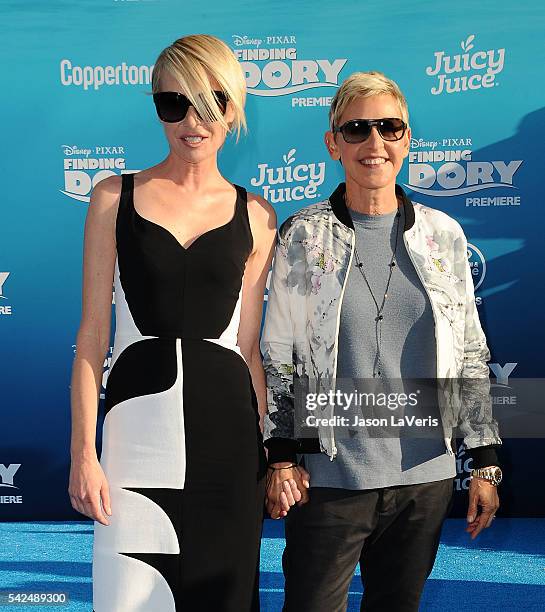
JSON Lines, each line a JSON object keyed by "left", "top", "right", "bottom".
{"left": 92, "top": 173, "right": 267, "bottom": 611}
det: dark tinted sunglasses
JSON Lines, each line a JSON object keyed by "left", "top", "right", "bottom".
{"left": 153, "top": 90, "right": 229, "bottom": 123}
{"left": 333, "top": 118, "right": 407, "bottom": 143}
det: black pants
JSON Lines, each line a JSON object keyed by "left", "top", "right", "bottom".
{"left": 282, "top": 477, "right": 455, "bottom": 612}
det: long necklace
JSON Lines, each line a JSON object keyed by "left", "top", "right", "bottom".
{"left": 348, "top": 198, "right": 401, "bottom": 378}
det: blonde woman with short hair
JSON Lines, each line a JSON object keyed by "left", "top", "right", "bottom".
{"left": 69, "top": 34, "right": 276, "bottom": 611}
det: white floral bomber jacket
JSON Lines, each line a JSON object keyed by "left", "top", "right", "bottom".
{"left": 261, "top": 183, "right": 502, "bottom": 469}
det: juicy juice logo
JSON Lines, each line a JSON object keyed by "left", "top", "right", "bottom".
{"left": 426, "top": 35, "right": 505, "bottom": 95}
{"left": 250, "top": 149, "right": 326, "bottom": 203}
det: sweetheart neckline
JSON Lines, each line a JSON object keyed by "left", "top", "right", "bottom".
{"left": 131, "top": 184, "right": 242, "bottom": 251}
{"left": 133, "top": 206, "right": 237, "bottom": 251}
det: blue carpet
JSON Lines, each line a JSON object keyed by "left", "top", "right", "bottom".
{"left": 0, "top": 519, "right": 544, "bottom": 610}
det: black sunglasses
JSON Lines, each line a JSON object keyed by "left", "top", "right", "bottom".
{"left": 333, "top": 118, "right": 407, "bottom": 143}
{"left": 153, "top": 90, "right": 229, "bottom": 123}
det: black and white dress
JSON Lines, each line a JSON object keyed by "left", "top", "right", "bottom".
{"left": 92, "top": 172, "right": 266, "bottom": 611}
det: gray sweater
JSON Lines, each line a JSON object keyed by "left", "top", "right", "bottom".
{"left": 304, "top": 206, "right": 456, "bottom": 489}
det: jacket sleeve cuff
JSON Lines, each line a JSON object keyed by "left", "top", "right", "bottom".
{"left": 466, "top": 444, "right": 501, "bottom": 469}
{"left": 264, "top": 438, "right": 298, "bottom": 465}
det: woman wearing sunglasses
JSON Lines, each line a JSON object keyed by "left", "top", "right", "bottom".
{"left": 261, "top": 71, "right": 502, "bottom": 611}
{"left": 69, "top": 34, "right": 276, "bottom": 611}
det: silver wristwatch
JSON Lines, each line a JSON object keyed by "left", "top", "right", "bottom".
{"left": 471, "top": 466, "right": 503, "bottom": 486}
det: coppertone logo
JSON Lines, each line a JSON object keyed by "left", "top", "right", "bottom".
{"left": 0, "top": 272, "right": 12, "bottom": 316}
{"left": 405, "top": 137, "right": 522, "bottom": 206}
{"left": 250, "top": 148, "right": 326, "bottom": 203}
{"left": 232, "top": 34, "right": 347, "bottom": 107}
{"left": 426, "top": 34, "right": 505, "bottom": 95}
{"left": 61, "top": 144, "right": 131, "bottom": 203}
{"left": 467, "top": 243, "right": 486, "bottom": 292}
{"left": 60, "top": 59, "right": 153, "bottom": 90}
{"left": 0, "top": 464, "right": 23, "bottom": 504}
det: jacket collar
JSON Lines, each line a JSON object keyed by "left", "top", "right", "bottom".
{"left": 329, "top": 182, "right": 415, "bottom": 232}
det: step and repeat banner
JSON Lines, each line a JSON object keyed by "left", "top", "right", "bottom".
{"left": 2, "top": 0, "right": 544, "bottom": 519}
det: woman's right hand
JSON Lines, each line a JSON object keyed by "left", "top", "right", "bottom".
{"left": 68, "top": 455, "right": 112, "bottom": 526}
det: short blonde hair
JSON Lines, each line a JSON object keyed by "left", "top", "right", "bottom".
{"left": 329, "top": 71, "right": 409, "bottom": 130}
{"left": 151, "top": 34, "right": 247, "bottom": 140}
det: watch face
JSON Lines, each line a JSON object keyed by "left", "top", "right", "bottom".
{"left": 492, "top": 467, "right": 503, "bottom": 485}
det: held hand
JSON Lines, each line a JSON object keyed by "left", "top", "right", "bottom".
{"left": 266, "top": 462, "right": 310, "bottom": 520}
{"left": 69, "top": 456, "right": 112, "bottom": 526}
{"left": 466, "top": 476, "right": 500, "bottom": 540}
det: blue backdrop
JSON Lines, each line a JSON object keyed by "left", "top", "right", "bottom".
{"left": 1, "top": 0, "right": 544, "bottom": 519}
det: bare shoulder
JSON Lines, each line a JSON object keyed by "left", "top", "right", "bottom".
{"left": 84, "top": 175, "right": 125, "bottom": 247}
{"left": 246, "top": 190, "right": 277, "bottom": 231}
{"left": 89, "top": 174, "right": 123, "bottom": 212}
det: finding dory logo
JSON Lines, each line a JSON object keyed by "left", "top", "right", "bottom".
{"left": 232, "top": 34, "right": 346, "bottom": 97}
